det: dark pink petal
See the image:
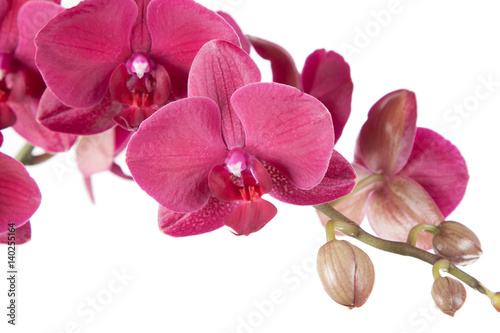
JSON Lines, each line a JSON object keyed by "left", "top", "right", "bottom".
{"left": 0, "top": 131, "right": 3, "bottom": 146}
{"left": 224, "top": 197, "right": 277, "bottom": 236}
{"left": 150, "top": 64, "right": 171, "bottom": 106}
{"left": 301, "top": 49, "right": 353, "bottom": 143}
{"left": 188, "top": 40, "right": 260, "bottom": 149}
{"left": 158, "top": 197, "right": 238, "bottom": 237}
{"left": 110, "top": 162, "right": 133, "bottom": 180}
{"left": 77, "top": 130, "right": 115, "bottom": 177}
{"left": 114, "top": 126, "right": 133, "bottom": 156}
{"left": 399, "top": 127, "right": 469, "bottom": 217}
{"left": 14, "top": 1, "right": 63, "bottom": 71}
{"left": 126, "top": 97, "right": 228, "bottom": 212}
{"left": 217, "top": 11, "right": 251, "bottom": 53}
{"left": 130, "top": 0, "right": 152, "bottom": 53}
{"left": 0, "top": 103, "right": 16, "bottom": 129}
{"left": 266, "top": 150, "right": 356, "bottom": 205}
{"left": 109, "top": 64, "right": 134, "bottom": 105}
{"left": 0, "top": 151, "right": 41, "bottom": 233}
{"left": 0, "top": 0, "right": 7, "bottom": 21}
{"left": 367, "top": 176, "right": 444, "bottom": 250}
{"left": 35, "top": 0, "right": 137, "bottom": 108}
{"left": 252, "top": 158, "right": 273, "bottom": 194}
{"left": 208, "top": 165, "right": 242, "bottom": 201}
{"left": 247, "top": 35, "right": 302, "bottom": 90}
{"left": 113, "top": 105, "right": 156, "bottom": 131}
{"left": 37, "top": 89, "right": 123, "bottom": 135}
{"left": 0, "top": 220, "right": 31, "bottom": 244}
{"left": 231, "top": 82, "right": 334, "bottom": 190}
{"left": 147, "top": 0, "right": 240, "bottom": 98}
{"left": 10, "top": 100, "right": 77, "bottom": 153}
{"left": 0, "top": 0, "right": 26, "bottom": 53}
{"left": 355, "top": 90, "right": 417, "bottom": 175}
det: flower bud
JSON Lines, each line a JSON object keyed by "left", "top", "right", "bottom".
{"left": 431, "top": 276, "right": 466, "bottom": 316}
{"left": 317, "top": 240, "right": 375, "bottom": 308}
{"left": 491, "top": 292, "right": 500, "bottom": 312}
{"left": 432, "top": 221, "right": 482, "bottom": 265}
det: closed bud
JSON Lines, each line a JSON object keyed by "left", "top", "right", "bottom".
{"left": 317, "top": 240, "right": 375, "bottom": 308}
{"left": 432, "top": 221, "right": 482, "bottom": 265}
{"left": 431, "top": 276, "right": 466, "bottom": 316}
{"left": 491, "top": 292, "right": 500, "bottom": 312}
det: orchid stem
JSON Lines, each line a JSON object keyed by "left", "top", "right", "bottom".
{"left": 314, "top": 203, "right": 490, "bottom": 297}
{"left": 407, "top": 223, "right": 438, "bottom": 247}
{"left": 16, "top": 143, "right": 54, "bottom": 166}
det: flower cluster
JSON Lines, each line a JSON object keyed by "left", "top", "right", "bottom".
{"left": 0, "top": 0, "right": 497, "bottom": 318}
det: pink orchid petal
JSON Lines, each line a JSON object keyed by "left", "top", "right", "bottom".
{"left": 0, "top": 151, "right": 41, "bottom": 233}
{"left": 266, "top": 150, "right": 356, "bottom": 205}
{"left": 77, "top": 130, "right": 115, "bottom": 177}
{"left": 114, "top": 126, "right": 133, "bottom": 156}
{"left": 0, "top": 1, "right": 7, "bottom": 22}
{"left": 37, "top": 89, "right": 123, "bottom": 135}
{"left": 109, "top": 64, "right": 134, "bottom": 105}
{"left": 0, "top": 0, "right": 25, "bottom": 53}
{"left": 84, "top": 176, "right": 94, "bottom": 203}
{"left": 35, "top": 0, "right": 137, "bottom": 108}
{"left": 113, "top": 105, "right": 156, "bottom": 131}
{"left": 130, "top": 0, "right": 152, "bottom": 53}
{"left": 247, "top": 35, "right": 302, "bottom": 90}
{"left": 355, "top": 90, "right": 417, "bottom": 175}
{"left": 252, "top": 158, "right": 273, "bottom": 194}
{"left": 231, "top": 82, "right": 334, "bottom": 190}
{"left": 126, "top": 97, "right": 228, "bottom": 212}
{"left": 10, "top": 100, "right": 77, "bottom": 153}
{"left": 0, "top": 103, "right": 16, "bottom": 129}
{"left": 301, "top": 49, "right": 353, "bottom": 143}
{"left": 158, "top": 197, "right": 238, "bottom": 237}
{"left": 217, "top": 11, "right": 251, "bottom": 53}
{"left": 147, "top": 0, "right": 240, "bottom": 98}
{"left": 399, "top": 127, "right": 469, "bottom": 217}
{"left": 0, "top": 220, "right": 31, "bottom": 244}
{"left": 367, "top": 176, "right": 444, "bottom": 249}
{"left": 0, "top": 132, "right": 3, "bottom": 146}
{"left": 188, "top": 40, "right": 260, "bottom": 149}
{"left": 208, "top": 165, "right": 242, "bottom": 201}
{"left": 14, "top": 1, "right": 63, "bottom": 71}
{"left": 224, "top": 197, "right": 277, "bottom": 236}
{"left": 150, "top": 64, "right": 171, "bottom": 106}
{"left": 110, "top": 162, "right": 133, "bottom": 180}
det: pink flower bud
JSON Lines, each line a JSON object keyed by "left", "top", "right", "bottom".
{"left": 432, "top": 221, "right": 482, "bottom": 265}
{"left": 431, "top": 276, "right": 466, "bottom": 316}
{"left": 317, "top": 240, "right": 375, "bottom": 308}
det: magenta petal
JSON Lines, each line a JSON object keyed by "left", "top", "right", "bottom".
{"left": 0, "top": 151, "right": 41, "bottom": 233}
{"left": 130, "top": 0, "right": 152, "bottom": 53}
{"left": 77, "top": 130, "right": 115, "bottom": 177}
{"left": 147, "top": 0, "right": 240, "bottom": 98}
{"left": 0, "top": 103, "right": 16, "bottom": 129}
{"left": 14, "top": 1, "right": 63, "bottom": 71}
{"left": 37, "top": 89, "right": 122, "bottom": 135}
{"left": 267, "top": 150, "right": 356, "bottom": 205}
{"left": 367, "top": 176, "right": 444, "bottom": 249}
{"left": 158, "top": 197, "right": 238, "bottom": 237}
{"left": 217, "top": 11, "right": 251, "bottom": 54}
{"left": 231, "top": 82, "right": 334, "bottom": 190}
{"left": 0, "top": 220, "right": 31, "bottom": 245}
{"left": 208, "top": 165, "right": 242, "bottom": 201}
{"left": 224, "top": 197, "right": 277, "bottom": 236}
{"left": 247, "top": 35, "right": 302, "bottom": 90}
{"left": 109, "top": 64, "right": 134, "bottom": 105}
{"left": 126, "top": 97, "right": 228, "bottom": 212}
{"left": 301, "top": 49, "right": 353, "bottom": 143}
{"left": 355, "top": 90, "right": 417, "bottom": 175}
{"left": 10, "top": 100, "right": 77, "bottom": 153}
{"left": 188, "top": 40, "right": 260, "bottom": 149}
{"left": 0, "top": 0, "right": 23, "bottom": 53}
{"left": 399, "top": 127, "right": 469, "bottom": 217}
{"left": 35, "top": 0, "right": 137, "bottom": 108}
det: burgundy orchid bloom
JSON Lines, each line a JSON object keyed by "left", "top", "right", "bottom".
{"left": 0, "top": 0, "right": 76, "bottom": 153}
{"left": 0, "top": 132, "right": 41, "bottom": 244}
{"left": 248, "top": 36, "right": 353, "bottom": 143}
{"left": 320, "top": 90, "right": 469, "bottom": 249}
{"left": 35, "top": 0, "right": 241, "bottom": 133}
{"left": 77, "top": 126, "right": 133, "bottom": 202}
{"left": 126, "top": 40, "right": 356, "bottom": 236}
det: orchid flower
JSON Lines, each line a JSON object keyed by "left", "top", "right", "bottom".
{"left": 0, "top": 0, "right": 76, "bottom": 153}
{"left": 35, "top": 0, "right": 241, "bottom": 133}
{"left": 0, "top": 132, "right": 41, "bottom": 244}
{"left": 248, "top": 36, "right": 353, "bottom": 143}
{"left": 321, "top": 90, "right": 469, "bottom": 249}
{"left": 126, "top": 40, "right": 356, "bottom": 236}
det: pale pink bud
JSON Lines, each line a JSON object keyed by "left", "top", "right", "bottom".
{"left": 491, "top": 292, "right": 500, "bottom": 312}
{"left": 317, "top": 240, "right": 375, "bottom": 308}
{"left": 433, "top": 221, "right": 482, "bottom": 265}
{"left": 431, "top": 276, "right": 466, "bottom": 316}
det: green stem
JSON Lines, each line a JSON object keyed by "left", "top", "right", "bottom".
{"left": 407, "top": 223, "right": 439, "bottom": 247}
{"left": 15, "top": 143, "right": 54, "bottom": 166}
{"left": 329, "top": 173, "right": 384, "bottom": 206}
{"left": 314, "top": 203, "right": 489, "bottom": 296}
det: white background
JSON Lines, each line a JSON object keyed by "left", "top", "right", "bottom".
{"left": 2, "top": 0, "right": 500, "bottom": 332}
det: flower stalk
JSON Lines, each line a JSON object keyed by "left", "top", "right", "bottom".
{"left": 16, "top": 143, "right": 53, "bottom": 166}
